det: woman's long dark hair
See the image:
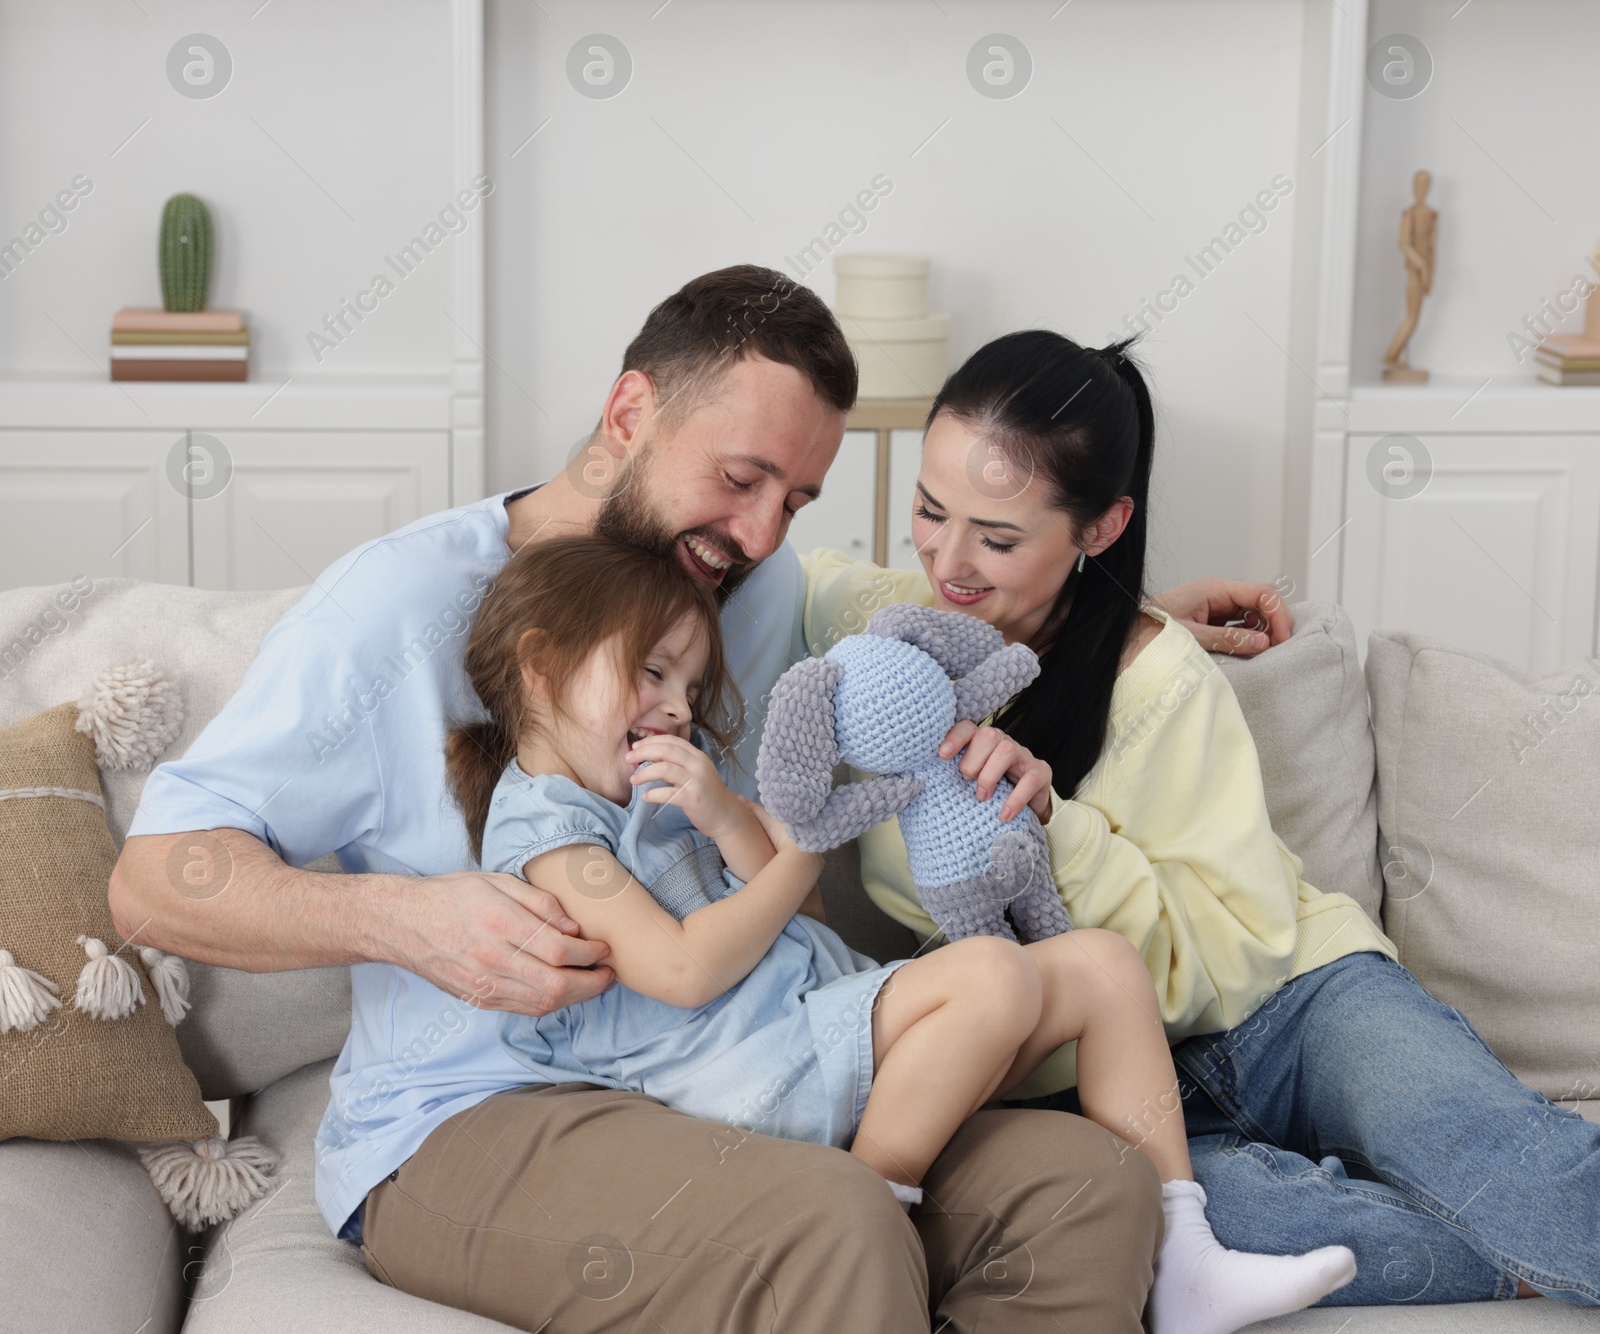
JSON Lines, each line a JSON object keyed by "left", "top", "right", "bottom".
{"left": 927, "top": 330, "right": 1155, "bottom": 796}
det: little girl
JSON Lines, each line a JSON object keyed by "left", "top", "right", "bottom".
{"left": 446, "top": 533, "right": 1356, "bottom": 1334}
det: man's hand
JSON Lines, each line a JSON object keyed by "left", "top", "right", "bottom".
{"left": 938, "top": 722, "right": 1053, "bottom": 823}
{"left": 1148, "top": 577, "right": 1295, "bottom": 656}
{"left": 383, "top": 870, "right": 615, "bottom": 1017}
{"left": 110, "top": 828, "right": 616, "bottom": 1020}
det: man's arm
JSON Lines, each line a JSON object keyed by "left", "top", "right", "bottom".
{"left": 1147, "top": 577, "right": 1295, "bottom": 656}
{"left": 109, "top": 519, "right": 622, "bottom": 1018}
{"left": 109, "top": 828, "right": 615, "bottom": 1015}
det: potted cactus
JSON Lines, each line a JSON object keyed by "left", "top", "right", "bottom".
{"left": 109, "top": 191, "right": 246, "bottom": 383}
{"left": 159, "top": 193, "right": 213, "bottom": 312}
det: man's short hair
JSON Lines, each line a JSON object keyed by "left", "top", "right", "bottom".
{"left": 621, "top": 264, "right": 858, "bottom": 426}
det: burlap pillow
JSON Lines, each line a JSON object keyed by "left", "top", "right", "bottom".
{"left": 0, "top": 698, "right": 214, "bottom": 1143}
{"left": 0, "top": 664, "right": 278, "bottom": 1229}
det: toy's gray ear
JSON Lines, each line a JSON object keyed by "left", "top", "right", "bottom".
{"left": 756, "top": 656, "right": 844, "bottom": 825}
{"left": 954, "top": 642, "right": 1041, "bottom": 723}
{"left": 865, "top": 603, "right": 1007, "bottom": 677}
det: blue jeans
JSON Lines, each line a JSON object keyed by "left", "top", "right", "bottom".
{"left": 1010, "top": 951, "right": 1600, "bottom": 1306}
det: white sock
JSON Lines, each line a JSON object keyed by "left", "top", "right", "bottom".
{"left": 1148, "top": 1179, "right": 1356, "bottom": 1334}
{"left": 886, "top": 1179, "right": 923, "bottom": 1213}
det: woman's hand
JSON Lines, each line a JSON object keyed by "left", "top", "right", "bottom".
{"left": 938, "top": 722, "right": 1053, "bottom": 823}
{"left": 627, "top": 734, "right": 741, "bottom": 837}
{"left": 1148, "top": 577, "right": 1294, "bottom": 656}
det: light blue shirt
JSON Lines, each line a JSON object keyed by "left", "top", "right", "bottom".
{"left": 126, "top": 486, "right": 810, "bottom": 1240}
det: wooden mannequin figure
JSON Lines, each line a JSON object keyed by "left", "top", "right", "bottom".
{"left": 1382, "top": 169, "right": 1437, "bottom": 382}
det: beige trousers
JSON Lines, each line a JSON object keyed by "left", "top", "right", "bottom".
{"left": 360, "top": 1081, "right": 1162, "bottom": 1332}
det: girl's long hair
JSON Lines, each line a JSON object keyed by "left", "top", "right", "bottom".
{"left": 927, "top": 330, "right": 1155, "bottom": 796}
{"left": 446, "top": 534, "right": 741, "bottom": 863}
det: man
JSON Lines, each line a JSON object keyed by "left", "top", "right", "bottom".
{"left": 111, "top": 265, "right": 1284, "bottom": 1332}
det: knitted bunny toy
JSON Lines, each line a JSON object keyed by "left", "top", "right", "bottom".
{"left": 756, "top": 603, "right": 1072, "bottom": 944}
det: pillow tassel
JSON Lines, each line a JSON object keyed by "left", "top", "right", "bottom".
{"left": 73, "top": 935, "right": 144, "bottom": 1020}
{"left": 0, "top": 948, "right": 62, "bottom": 1033}
{"left": 73, "top": 657, "right": 184, "bottom": 772}
{"left": 137, "top": 946, "right": 192, "bottom": 1026}
{"left": 138, "top": 1135, "right": 282, "bottom": 1232}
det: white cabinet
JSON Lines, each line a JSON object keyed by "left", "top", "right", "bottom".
{"left": 188, "top": 432, "right": 449, "bottom": 591}
{"left": 1340, "top": 434, "right": 1600, "bottom": 674}
{"left": 786, "top": 423, "right": 936, "bottom": 575}
{"left": 787, "top": 424, "right": 930, "bottom": 572}
{"left": 0, "top": 431, "right": 188, "bottom": 587}
{"left": 0, "top": 422, "right": 451, "bottom": 593}
{"left": 785, "top": 430, "right": 875, "bottom": 561}
{"left": 885, "top": 428, "right": 929, "bottom": 573}
{"left": 1313, "top": 384, "right": 1600, "bottom": 674}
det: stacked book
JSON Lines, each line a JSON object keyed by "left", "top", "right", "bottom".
{"left": 110, "top": 308, "right": 249, "bottom": 382}
{"left": 1534, "top": 333, "right": 1600, "bottom": 386}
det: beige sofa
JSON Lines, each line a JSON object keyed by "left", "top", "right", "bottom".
{"left": 0, "top": 576, "right": 1595, "bottom": 1333}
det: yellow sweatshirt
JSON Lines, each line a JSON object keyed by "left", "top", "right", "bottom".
{"left": 799, "top": 548, "right": 1396, "bottom": 1100}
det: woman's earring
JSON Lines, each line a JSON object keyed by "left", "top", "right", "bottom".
{"left": 1076, "top": 549, "right": 1087, "bottom": 574}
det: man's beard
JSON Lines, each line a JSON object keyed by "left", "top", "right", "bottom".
{"left": 592, "top": 442, "right": 755, "bottom": 602}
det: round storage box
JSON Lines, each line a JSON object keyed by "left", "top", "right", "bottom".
{"left": 834, "top": 255, "right": 930, "bottom": 320}
{"left": 841, "top": 312, "right": 952, "bottom": 399}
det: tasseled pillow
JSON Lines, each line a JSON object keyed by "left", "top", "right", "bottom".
{"left": 0, "top": 659, "right": 279, "bottom": 1231}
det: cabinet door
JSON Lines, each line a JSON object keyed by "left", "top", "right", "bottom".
{"left": 0, "top": 431, "right": 188, "bottom": 589}
{"left": 189, "top": 432, "right": 450, "bottom": 591}
{"left": 885, "top": 428, "right": 929, "bottom": 573}
{"left": 1341, "top": 435, "right": 1600, "bottom": 673}
{"left": 785, "top": 430, "right": 875, "bottom": 561}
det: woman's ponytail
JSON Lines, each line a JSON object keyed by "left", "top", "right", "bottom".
{"left": 930, "top": 331, "right": 1153, "bottom": 797}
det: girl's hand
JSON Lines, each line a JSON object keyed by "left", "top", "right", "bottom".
{"left": 627, "top": 733, "right": 740, "bottom": 837}
{"left": 937, "top": 721, "right": 1053, "bottom": 823}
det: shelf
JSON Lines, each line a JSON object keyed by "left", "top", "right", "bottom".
{"left": 1314, "top": 376, "right": 1600, "bottom": 436}
{"left": 846, "top": 397, "right": 935, "bottom": 431}
{"left": 0, "top": 374, "right": 453, "bottom": 432}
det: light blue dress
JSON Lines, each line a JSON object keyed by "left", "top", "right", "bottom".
{"left": 484, "top": 756, "right": 912, "bottom": 1149}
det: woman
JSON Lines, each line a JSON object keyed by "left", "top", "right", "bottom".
{"left": 800, "top": 329, "right": 1600, "bottom": 1308}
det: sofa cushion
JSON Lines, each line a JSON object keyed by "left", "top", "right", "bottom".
{"left": 816, "top": 835, "right": 919, "bottom": 963}
{"left": 192, "top": 1067, "right": 1600, "bottom": 1334}
{"left": 1213, "top": 601, "right": 1384, "bottom": 923}
{"left": 1367, "top": 631, "right": 1600, "bottom": 1101}
{"left": 0, "top": 579, "right": 352, "bottom": 1100}
{"left": 182, "top": 1057, "right": 520, "bottom": 1333}
{"left": 0, "top": 1137, "right": 185, "bottom": 1334}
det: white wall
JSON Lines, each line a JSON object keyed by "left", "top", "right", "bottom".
{"left": 1354, "top": 0, "right": 1600, "bottom": 384}
{"left": 0, "top": 0, "right": 461, "bottom": 382}
{"left": 484, "top": 0, "right": 1313, "bottom": 590}
{"left": 16, "top": 2, "right": 1590, "bottom": 589}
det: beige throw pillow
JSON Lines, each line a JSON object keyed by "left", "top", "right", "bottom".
{"left": 1367, "top": 632, "right": 1600, "bottom": 1102}
{"left": 1214, "top": 602, "right": 1384, "bottom": 923}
